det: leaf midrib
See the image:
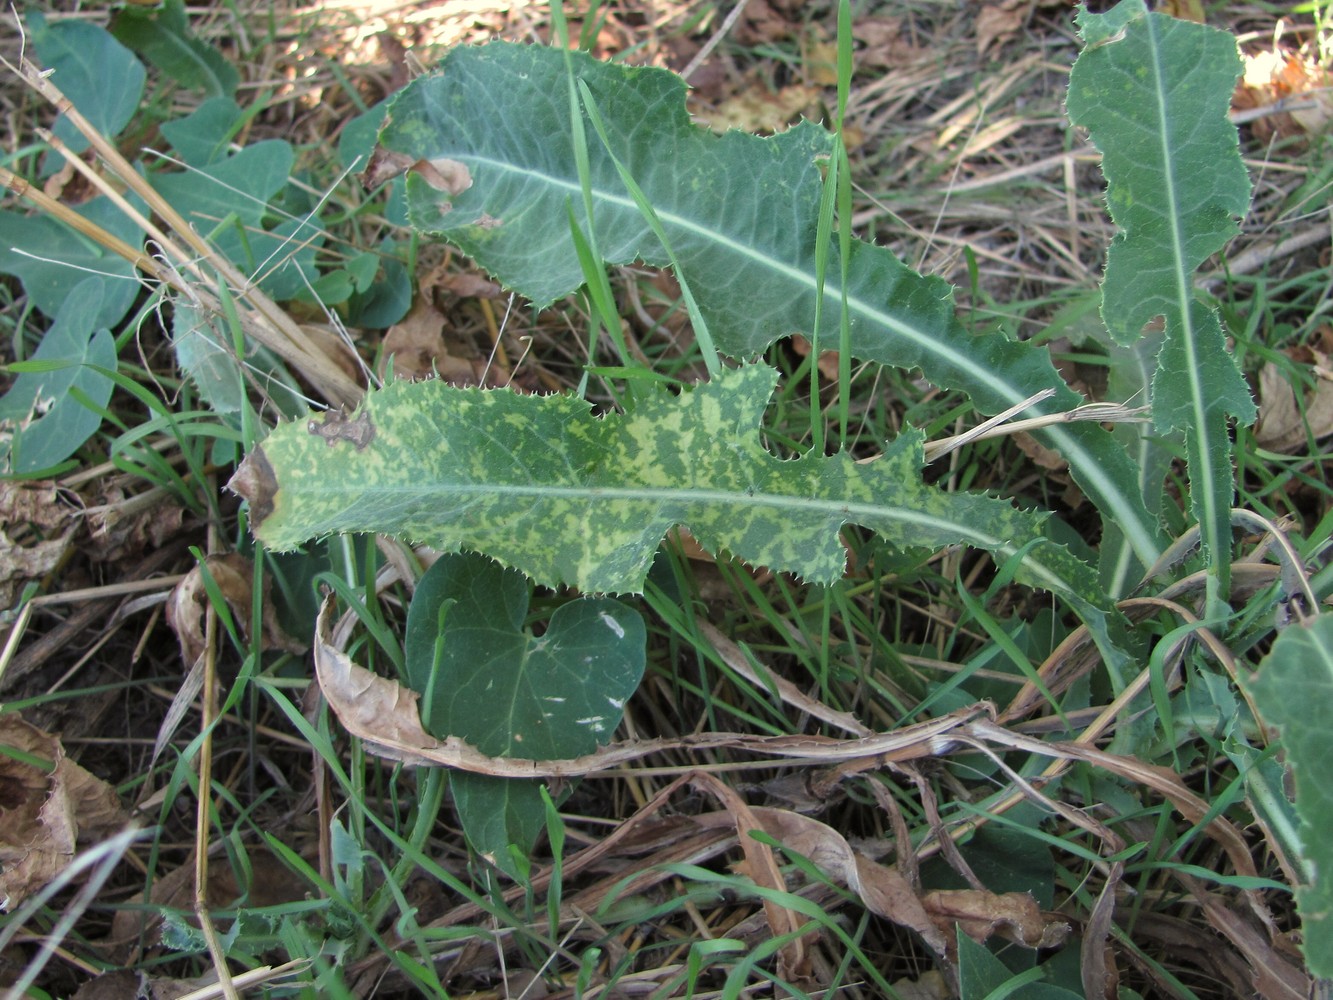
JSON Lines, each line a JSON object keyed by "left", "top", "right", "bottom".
{"left": 291, "top": 480, "right": 1086, "bottom": 596}
{"left": 1148, "top": 13, "right": 1223, "bottom": 573}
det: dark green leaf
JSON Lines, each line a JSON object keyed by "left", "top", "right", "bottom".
{"left": 0, "top": 194, "right": 144, "bottom": 328}
{"left": 29, "top": 11, "right": 145, "bottom": 154}
{"left": 0, "top": 277, "right": 117, "bottom": 474}
{"left": 1244, "top": 613, "right": 1333, "bottom": 977}
{"left": 110, "top": 0, "right": 238, "bottom": 98}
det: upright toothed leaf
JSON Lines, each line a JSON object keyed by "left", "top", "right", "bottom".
{"left": 229, "top": 365, "right": 1123, "bottom": 659}
{"left": 373, "top": 40, "right": 1163, "bottom": 573}
{"left": 1244, "top": 613, "right": 1333, "bottom": 977}
{"left": 1067, "top": 0, "right": 1255, "bottom": 601}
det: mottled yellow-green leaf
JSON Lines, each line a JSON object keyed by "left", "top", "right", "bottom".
{"left": 230, "top": 365, "right": 1116, "bottom": 644}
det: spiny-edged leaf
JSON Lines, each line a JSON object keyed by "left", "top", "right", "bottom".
{"left": 172, "top": 300, "right": 244, "bottom": 414}
{"left": 405, "top": 553, "right": 642, "bottom": 877}
{"left": 375, "top": 40, "right": 1162, "bottom": 572}
{"left": 1067, "top": 0, "right": 1254, "bottom": 599}
{"left": 231, "top": 365, "right": 1123, "bottom": 655}
{"left": 1243, "top": 613, "right": 1333, "bottom": 977}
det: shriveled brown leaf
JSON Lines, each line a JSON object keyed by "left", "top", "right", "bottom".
{"left": 698, "top": 82, "right": 820, "bottom": 134}
{"left": 0, "top": 713, "right": 127, "bottom": 911}
{"left": 745, "top": 806, "right": 951, "bottom": 961}
{"left": 890, "top": 971, "right": 952, "bottom": 1000}
{"left": 317, "top": 595, "right": 989, "bottom": 775}
{"left": 976, "top": 0, "right": 1028, "bottom": 55}
{"left": 1157, "top": 0, "right": 1206, "bottom": 22}
{"left": 297, "top": 323, "right": 365, "bottom": 385}
{"left": 432, "top": 272, "right": 502, "bottom": 299}
{"left": 922, "top": 887, "right": 1069, "bottom": 949}
{"left": 691, "top": 777, "right": 816, "bottom": 988}
{"left": 1236, "top": 47, "right": 1333, "bottom": 142}
{"left": 1175, "top": 871, "right": 1310, "bottom": 1000}
{"left": 361, "top": 146, "right": 415, "bottom": 189}
{"left": 165, "top": 553, "right": 304, "bottom": 669}
{"left": 0, "top": 480, "right": 74, "bottom": 606}
{"left": 377, "top": 299, "right": 477, "bottom": 383}
{"left": 856, "top": 17, "right": 929, "bottom": 68}
{"left": 85, "top": 485, "right": 185, "bottom": 562}
{"left": 790, "top": 335, "right": 842, "bottom": 383}
{"left": 1014, "top": 430, "right": 1068, "bottom": 471}
{"left": 71, "top": 969, "right": 147, "bottom": 1000}
{"left": 735, "top": 0, "right": 797, "bottom": 45}
{"left": 104, "top": 848, "right": 306, "bottom": 961}
{"left": 1253, "top": 361, "right": 1333, "bottom": 452}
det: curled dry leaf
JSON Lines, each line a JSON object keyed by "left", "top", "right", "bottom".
{"left": 85, "top": 485, "right": 185, "bottom": 563}
{"left": 0, "top": 479, "right": 74, "bottom": 607}
{"left": 165, "top": 553, "right": 305, "bottom": 669}
{"left": 691, "top": 775, "right": 815, "bottom": 988}
{"left": 923, "top": 887, "right": 1070, "bottom": 949}
{"left": 362, "top": 146, "right": 415, "bottom": 189}
{"left": 741, "top": 807, "right": 1069, "bottom": 963}
{"left": 378, "top": 298, "right": 477, "bottom": 383}
{"left": 411, "top": 157, "right": 472, "bottom": 195}
{"left": 1253, "top": 361, "right": 1333, "bottom": 452}
{"left": 103, "top": 846, "right": 308, "bottom": 963}
{"left": 315, "top": 595, "right": 990, "bottom": 775}
{"left": 0, "top": 713, "right": 127, "bottom": 911}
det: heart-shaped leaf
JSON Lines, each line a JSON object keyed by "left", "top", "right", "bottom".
{"left": 0, "top": 277, "right": 118, "bottom": 475}
{"left": 404, "top": 553, "right": 645, "bottom": 873}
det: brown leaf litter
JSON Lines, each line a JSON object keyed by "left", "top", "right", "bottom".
{"left": 0, "top": 714, "right": 127, "bottom": 911}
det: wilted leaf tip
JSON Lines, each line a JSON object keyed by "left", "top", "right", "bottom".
{"left": 227, "top": 446, "right": 277, "bottom": 532}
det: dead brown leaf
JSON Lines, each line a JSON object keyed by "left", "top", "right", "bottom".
{"left": 976, "top": 0, "right": 1028, "bottom": 56}
{"left": 85, "top": 485, "right": 185, "bottom": 563}
{"left": 729, "top": 807, "right": 1070, "bottom": 967}
{"left": 922, "top": 887, "right": 1069, "bottom": 949}
{"left": 744, "top": 806, "right": 951, "bottom": 960}
{"left": 165, "top": 553, "right": 304, "bottom": 669}
{"left": 1014, "top": 429, "right": 1068, "bottom": 471}
{"left": 435, "top": 272, "right": 502, "bottom": 299}
{"left": 1253, "top": 361, "right": 1333, "bottom": 452}
{"left": 1236, "top": 46, "right": 1333, "bottom": 142}
{"left": 699, "top": 82, "right": 820, "bottom": 135}
{"left": 104, "top": 848, "right": 307, "bottom": 962}
{"left": 690, "top": 777, "right": 816, "bottom": 988}
{"left": 378, "top": 298, "right": 476, "bottom": 383}
{"left": 1157, "top": 0, "right": 1206, "bottom": 22}
{"left": 856, "top": 17, "right": 927, "bottom": 68}
{"left": 0, "top": 713, "right": 127, "bottom": 910}
{"left": 0, "top": 480, "right": 74, "bottom": 607}
{"left": 790, "top": 335, "right": 842, "bottom": 384}
{"left": 735, "top": 0, "right": 797, "bottom": 46}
